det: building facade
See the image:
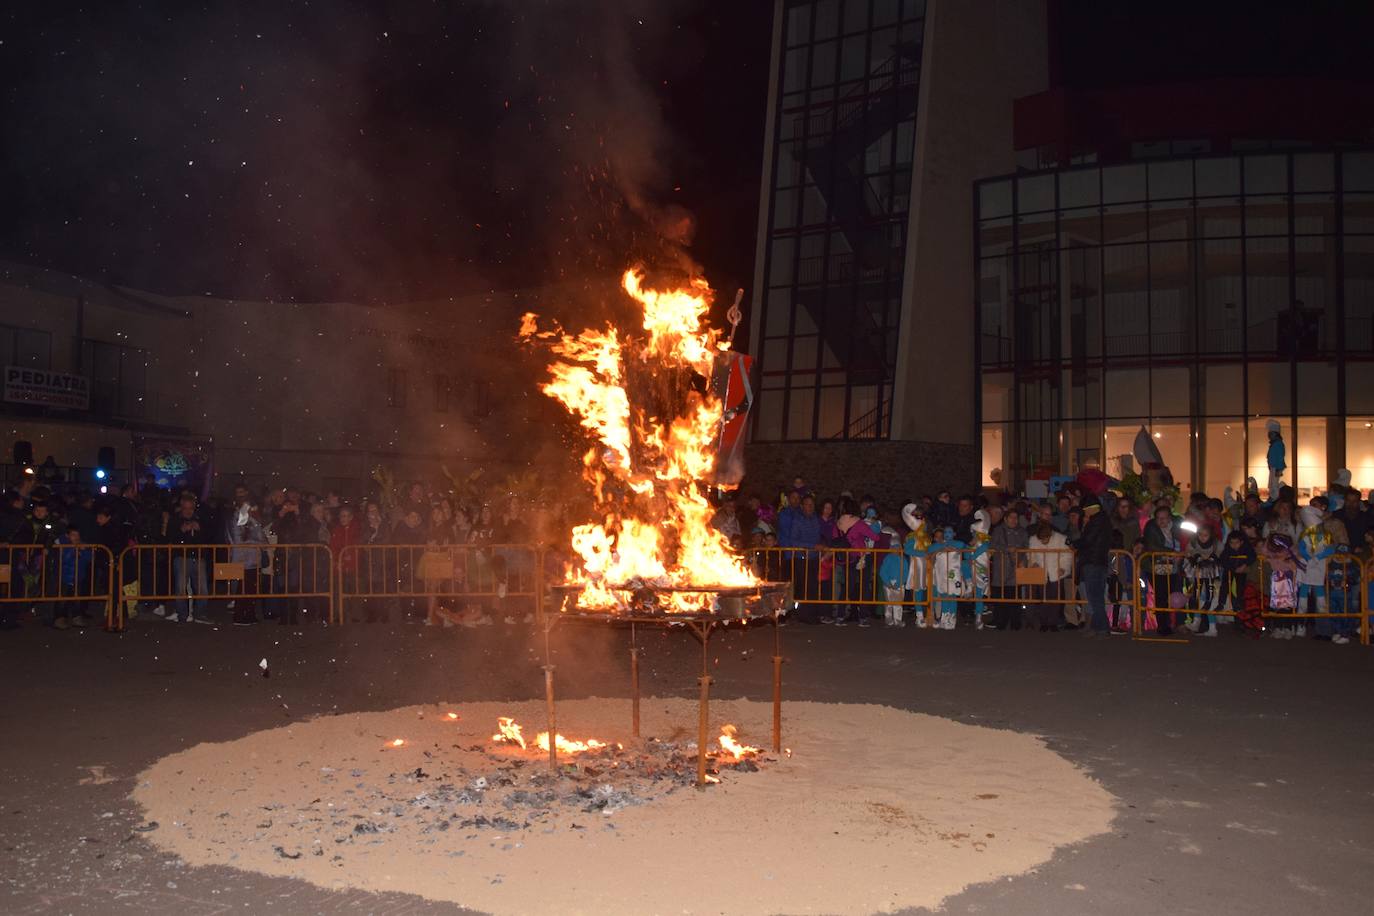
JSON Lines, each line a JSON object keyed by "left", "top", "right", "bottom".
{"left": 978, "top": 150, "right": 1374, "bottom": 498}
{"left": 747, "top": 0, "right": 1374, "bottom": 504}
{"left": 0, "top": 260, "right": 561, "bottom": 495}
{"left": 745, "top": 0, "right": 1047, "bottom": 504}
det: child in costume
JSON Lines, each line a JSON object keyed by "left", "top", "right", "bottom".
{"left": 1182, "top": 524, "right": 1225, "bottom": 636}
{"left": 1294, "top": 503, "right": 1337, "bottom": 640}
{"left": 928, "top": 526, "right": 966, "bottom": 630}
{"left": 878, "top": 503, "right": 929, "bottom": 628}
{"left": 965, "top": 509, "right": 992, "bottom": 630}
{"left": 1262, "top": 532, "right": 1303, "bottom": 639}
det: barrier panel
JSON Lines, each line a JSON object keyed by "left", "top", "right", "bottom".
{"left": 0, "top": 543, "right": 116, "bottom": 628}
{"left": 113, "top": 543, "right": 333, "bottom": 631}
{"left": 1135, "top": 550, "right": 1369, "bottom": 644}
{"left": 969, "top": 546, "right": 1138, "bottom": 632}
{"left": 336, "top": 543, "right": 542, "bottom": 626}
{"left": 748, "top": 546, "right": 932, "bottom": 624}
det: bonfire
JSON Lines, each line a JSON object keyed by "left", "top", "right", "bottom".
{"left": 520, "top": 268, "right": 761, "bottom": 614}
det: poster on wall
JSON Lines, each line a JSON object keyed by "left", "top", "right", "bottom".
{"left": 131, "top": 435, "right": 213, "bottom": 499}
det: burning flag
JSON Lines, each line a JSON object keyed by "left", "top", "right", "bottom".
{"left": 519, "top": 267, "right": 758, "bottom": 612}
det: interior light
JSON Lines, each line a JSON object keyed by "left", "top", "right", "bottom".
{"left": 95, "top": 469, "right": 107, "bottom": 480}
{"left": 1153, "top": 431, "right": 1162, "bottom": 439}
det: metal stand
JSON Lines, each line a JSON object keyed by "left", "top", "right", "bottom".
{"left": 771, "top": 616, "right": 783, "bottom": 753}
{"left": 687, "top": 621, "right": 716, "bottom": 788}
{"left": 629, "top": 621, "right": 641, "bottom": 738}
{"left": 536, "top": 584, "right": 787, "bottom": 789}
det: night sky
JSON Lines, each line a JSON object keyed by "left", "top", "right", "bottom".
{"left": 0, "top": 1, "right": 774, "bottom": 306}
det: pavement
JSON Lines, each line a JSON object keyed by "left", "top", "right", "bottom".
{"left": 2, "top": 610, "right": 1373, "bottom": 915}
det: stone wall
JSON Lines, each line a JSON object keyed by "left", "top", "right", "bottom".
{"left": 742, "top": 439, "right": 980, "bottom": 509}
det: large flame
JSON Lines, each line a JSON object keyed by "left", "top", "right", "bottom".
{"left": 520, "top": 267, "right": 758, "bottom": 612}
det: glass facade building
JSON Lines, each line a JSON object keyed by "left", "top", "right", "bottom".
{"left": 753, "top": 0, "right": 926, "bottom": 442}
{"left": 977, "top": 149, "right": 1374, "bottom": 497}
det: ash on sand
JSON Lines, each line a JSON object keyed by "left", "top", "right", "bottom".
{"left": 134, "top": 699, "right": 1116, "bottom": 916}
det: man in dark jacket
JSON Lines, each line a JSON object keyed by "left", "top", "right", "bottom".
{"left": 1075, "top": 496, "right": 1113, "bottom": 635}
{"left": 167, "top": 494, "right": 209, "bottom": 623}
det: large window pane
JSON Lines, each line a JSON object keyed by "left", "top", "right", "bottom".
{"left": 1294, "top": 416, "right": 1329, "bottom": 497}
{"left": 1104, "top": 368, "right": 1149, "bottom": 418}
{"left": 982, "top": 422, "right": 1011, "bottom": 486}
{"left": 1059, "top": 168, "right": 1099, "bottom": 208}
{"left": 1196, "top": 157, "right": 1240, "bottom": 197}
{"left": 1345, "top": 236, "right": 1374, "bottom": 351}
{"left": 1204, "top": 364, "right": 1243, "bottom": 416}
{"left": 1103, "top": 164, "right": 1146, "bottom": 203}
{"left": 1248, "top": 362, "right": 1291, "bottom": 416}
{"left": 1063, "top": 246, "right": 1101, "bottom": 359}
{"left": 1203, "top": 419, "right": 1245, "bottom": 498}
{"left": 1151, "top": 367, "right": 1191, "bottom": 418}
{"left": 1246, "top": 238, "right": 1288, "bottom": 353}
{"left": 1103, "top": 244, "right": 1147, "bottom": 355}
{"left": 1199, "top": 240, "right": 1242, "bottom": 352}
{"left": 1348, "top": 362, "right": 1374, "bottom": 414}
{"left": 1149, "top": 160, "right": 1192, "bottom": 199}
{"left": 1150, "top": 242, "right": 1191, "bottom": 354}
{"left": 1345, "top": 416, "right": 1374, "bottom": 492}
{"left": 1296, "top": 361, "right": 1337, "bottom": 415}
{"left": 979, "top": 256, "right": 1012, "bottom": 364}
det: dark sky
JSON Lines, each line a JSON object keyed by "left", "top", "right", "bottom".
{"left": 0, "top": 1, "right": 774, "bottom": 305}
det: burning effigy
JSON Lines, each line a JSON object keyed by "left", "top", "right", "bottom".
{"left": 519, "top": 267, "right": 787, "bottom": 618}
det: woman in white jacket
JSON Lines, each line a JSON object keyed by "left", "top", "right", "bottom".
{"left": 1027, "top": 522, "right": 1071, "bottom": 631}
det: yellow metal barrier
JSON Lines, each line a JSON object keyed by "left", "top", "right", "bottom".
{"left": 1135, "top": 549, "right": 1369, "bottom": 644}
{"left": 747, "top": 546, "right": 932, "bottom": 623}
{"left": 0, "top": 543, "right": 116, "bottom": 629}
{"left": 114, "top": 543, "right": 333, "bottom": 630}
{"left": 336, "top": 543, "right": 542, "bottom": 625}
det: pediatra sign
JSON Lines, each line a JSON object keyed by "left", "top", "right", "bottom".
{"left": 3, "top": 366, "right": 91, "bottom": 410}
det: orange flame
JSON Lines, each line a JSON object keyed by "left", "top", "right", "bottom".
{"left": 491, "top": 717, "right": 607, "bottom": 755}
{"left": 717, "top": 724, "right": 759, "bottom": 761}
{"left": 492, "top": 716, "right": 527, "bottom": 749}
{"left": 520, "top": 267, "right": 758, "bottom": 612}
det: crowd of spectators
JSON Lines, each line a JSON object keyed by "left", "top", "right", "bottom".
{"left": 0, "top": 474, "right": 544, "bottom": 631}
{"left": 715, "top": 473, "right": 1372, "bottom": 643}
{"left": 5, "top": 466, "right": 1371, "bottom": 645}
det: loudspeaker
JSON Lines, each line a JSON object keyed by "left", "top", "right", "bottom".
{"left": 13, "top": 440, "right": 32, "bottom": 466}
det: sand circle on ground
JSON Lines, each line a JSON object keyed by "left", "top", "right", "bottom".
{"left": 134, "top": 698, "right": 1116, "bottom": 915}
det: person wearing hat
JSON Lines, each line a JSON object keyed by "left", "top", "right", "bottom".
{"left": 1264, "top": 419, "right": 1286, "bottom": 499}
{"left": 1329, "top": 468, "right": 1353, "bottom": 512}
{"left": 1075, "top": 495, "right": 1113, "bottom": 635}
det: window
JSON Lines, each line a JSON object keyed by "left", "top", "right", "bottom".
{"left": 0, "top": 325, "right": 51, "bottom": 369}
{"left": 81, "top": 339, "right": 147, "bottom": 418}
{"left": 387, "top": 367, "right": 407, "bottom": 409}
